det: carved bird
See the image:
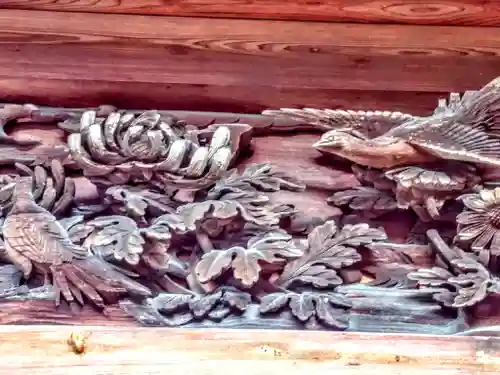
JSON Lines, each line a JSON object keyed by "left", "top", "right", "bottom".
{"left": 312, "top": 77, "right": 500, "bottom": 170}
{"left": 2, "top": 177, "right": 151, "bottom": 309}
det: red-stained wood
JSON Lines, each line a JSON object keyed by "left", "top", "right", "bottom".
{"left": 3, "top": 0, "right": 500, "bottom": 26}
{"left": 0, "top": 10, "right": 499, "bottom": 110}
{"left": 0, "top": 77, "right": 444, "bottom": 115}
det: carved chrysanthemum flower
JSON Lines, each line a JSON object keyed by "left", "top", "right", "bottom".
{"left": 456, "top": 188, "right": 500, "bottom": 252}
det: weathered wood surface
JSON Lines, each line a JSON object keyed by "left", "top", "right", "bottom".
{"left": 0, "top": 10, "right": 500, "bottom": 112}
{"left": 0, "top": 77, "right": 444, "bottom": 115}
{"left": 3, "top": 116, "right": 421, "bottom": 326}
{"left": 0, "top": 326, "right": 499, "bottom": 374}
{"left": 4, "top": 1, "right": 500, "bottom": 26}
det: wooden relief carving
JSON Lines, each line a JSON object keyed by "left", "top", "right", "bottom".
{"left": 5, "top": 76, "right": 500, "bottom": 335}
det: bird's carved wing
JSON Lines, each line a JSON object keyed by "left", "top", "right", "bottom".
{"left": 262, "top": 108, "right": 417, "bottom": 138}
{"left": 387, "top": 119, "right": 500, "bottom": 166}
{"left": 450, "top": 77, "right": 500, "bottom": 135}
{"left": 384, "top": 78, "right": 500, "bottom": 166}
{"left": 3, "top": 213, "right": 88, "bottom": 265}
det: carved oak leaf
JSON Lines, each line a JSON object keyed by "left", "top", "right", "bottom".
{"left": 408, "top": 243, "right": 500, "bottom": 308}
{"left": 328, "top": 186, "right": 397, "bottom": 212}
{"left": 208, "top": 164, "right": 304, "bottom": 200}
{"left": 141, "top": 213, "right": 188, "bottom": 243}
{"left": 105, "top": 185, "right": 178, "bottom": 220}
{"left": 448, "top": 258, "right": 491, "bottom": 308}
{"left": 83, "top": 216, "right": 145, "bottom": 266}
{"left": 140, "top": 214, "right": 189, "bottom": 277}
{"left": 259, "top": 291, "right": 352, "bottom": 329}
{"left": 178, "top": 198, "right": 279, "bottom": 236}
{"left": 276, "top": 221, "right": 387, "bottom": 289}
{"left": 120, "top": 287, "right": 252, "bottom": 326}
{"left": 195, "top": 230, "right": 303, "bottom": 287}
{"left": 406, "top": 267, "right": 456, "bottom": 306}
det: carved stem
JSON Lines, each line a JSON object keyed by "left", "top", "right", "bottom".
{"left": 157, "top": 274, "right": 193, "bottom": 295}
{"left": 186, "top": 273, "right": 208, "bottom": 295}
{"left": 426, "top": 229, "right": 459, "bottom": 269}
{"left": 195, "top": 232, "right": 214, "bottom": 253}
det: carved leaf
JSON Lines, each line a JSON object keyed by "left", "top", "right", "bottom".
{"left": 84, "top": 216, "right": 145, "bottom": 265}
{"left": 178, "top": 199, "right": 279, "bottom": 232}
{"left": 142, "top": 287, "right": 252, "bottom": 325}
{"left": 259, "top": 291, "right": 352, "bottom": 329}
{"left": 195, "top": 230, "right": 303, "bottom": 287}
{"left": 447, "top": 257, "right": 492, "bottom": 307}
{"left": 407, "top": 267, "right": 453, "bottom": 287}
{"left": 105, "top": 185, "right": 178, "bottom": 219}
{"left": 141, "top": 213, "right": 187, "bottom": 242}
{"left": 239, "top": 164, "right": 305, "bottom": 192}
{"left": 407, "top": 255, "right": 495, "bottom": 308}
{"left": 209, "top": 164, "right": 305, "bottom": 198}
{"left": 328, "top": 186, "right": 397, "bottom": 212}
{"left": 277, "top": 221, "right": 387, "bottom": 288}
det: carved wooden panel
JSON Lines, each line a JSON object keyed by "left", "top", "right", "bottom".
{"left": 1, "top": 76, "right": 500, "bottom": 339}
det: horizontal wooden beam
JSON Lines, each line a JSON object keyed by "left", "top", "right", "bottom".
{"left": 0, "top": 77, "right": 443, "bottom": 115}
{"left": 0, "top": 10, "right": 498, "bottom": 110}
{"left": 0, "top": 325, "right": 498, "bottom": 374}
{"left": 3, "top": 1, "right": 500, "bottom": 26}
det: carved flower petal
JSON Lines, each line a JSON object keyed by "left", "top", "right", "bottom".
{"left": 471, "top": 227, "right": 495, "bottom": 252}
{"left": 461, "top": 195, "right": 487, "bottom": 212}
{"left": 456, "top": 223, "right": 488, "bottom": 241}
{"left": 480, "top": 189, "right": 497, "bottom": 207}
{"left": 456, "top": 211, "right": 485, "bottom": 225}
{"left": 494, "top": 187, "right": 500, "bottom": 201}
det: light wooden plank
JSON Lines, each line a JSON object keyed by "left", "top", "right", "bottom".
{"left": 0, "top": 326, "right": 498, "bottom": 374}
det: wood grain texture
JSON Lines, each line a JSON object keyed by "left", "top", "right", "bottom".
{"left": 0, "top": 10, "right": 499, "bottom": 106}
{"left": 0, "top": 78, "right": 444, "bottom": 115}
{"left": 0, "top": 325, "right": 499, "bottom": 374}
{"left": 3, "top": 1, "right": 500, "bottom": 26}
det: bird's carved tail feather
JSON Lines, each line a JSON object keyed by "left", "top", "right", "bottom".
{"left": 50, "top": 257, "right": 151, "bottom": 309}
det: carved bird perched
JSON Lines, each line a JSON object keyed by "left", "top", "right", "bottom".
{"left": 309, "top": 77, "right": 500, "bottom": 219}
{"left": 2, "top": 177, "right": 151, "bottom": 308}
{"left": 312, "top": 77, "right": 500, "bottom": 170}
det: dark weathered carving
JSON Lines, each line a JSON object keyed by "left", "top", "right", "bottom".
{"left": 408, "top": 230, "right": 500, "bottom": 309}
{"left": 2, "top": 77, "right": 500, "bottom": 334}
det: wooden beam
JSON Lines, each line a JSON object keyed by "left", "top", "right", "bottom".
{"left": 0, "top": 10, "right": 498, "bottom": 108}
{"left": 0, "top": 325, "right": 499, "bottom": 374}
{"left": 0, "top": 77, "right": 443, "bottom": 115}
{"left": 3, "top": 1, "right": 500, "bottom": 26}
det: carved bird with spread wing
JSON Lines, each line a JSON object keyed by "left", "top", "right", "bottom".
{"left": 312, "top": 77, "right": 500, "bottom": 170}
{"left": 263, "top": 78, "right": 500, "bottom": 221}
{"left": 2, "top": 177, "right": 151, "bottom": 308}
